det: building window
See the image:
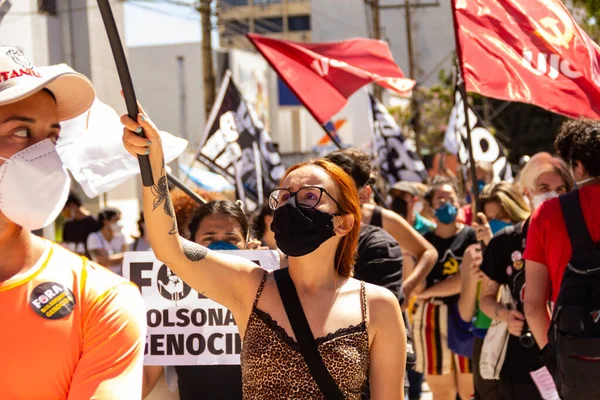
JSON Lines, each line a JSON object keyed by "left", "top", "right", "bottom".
{"left": 255, "top": 17, "right": 283, "bottom": 33}
{"left": 223, "top": 19, "right": 250, "bottom": 37}
{"left": 223, "top": 0, "right": 249, "bottom": 5}
{"left": 38, "top": 0, "right": 57, "bottom": 16}
{"left": 288, "top": 15, "right": 310, "bottom": 31}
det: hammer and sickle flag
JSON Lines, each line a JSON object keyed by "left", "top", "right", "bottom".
{"left": 452, "top": 0, "right": 600, "bottom": 120}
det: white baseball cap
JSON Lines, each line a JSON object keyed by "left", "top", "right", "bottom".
{"left": 0, "top": 46, "right": 95, "bottom": 121}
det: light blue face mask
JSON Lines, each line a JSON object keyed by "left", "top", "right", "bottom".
{"left": 207, "top": 241, "right": 239, "bottom": 250}
{"left": 488, "top": 219, "right": 512, "bottom": 235}
{"left": 435, "top": 202, "right": 458, "bottom": 224}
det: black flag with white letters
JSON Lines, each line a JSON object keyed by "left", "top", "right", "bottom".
{"left": 195, "top": 71, "right": 285, "bottom": 208}
{"left": 369, "top": 94, "right": 428, "bottom": 184}
{"left": 444, "top": 88, "right": 513, "bottom": 182}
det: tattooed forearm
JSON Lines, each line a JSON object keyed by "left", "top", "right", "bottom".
{"left": 150, "top": 158, "right": 178, "bottom": 235}
{"left": 182, "top": 238, "right": 208, "bottom": 262}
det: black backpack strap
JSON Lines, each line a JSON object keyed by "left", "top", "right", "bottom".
{"left": 559, "top": 190, "right": 595, "bottom": 253}
{"left": 370, "top": 206, "right": 383, "bottom": 228}
{"left": 273, "top": 269, "right": 345, "bottom": 400}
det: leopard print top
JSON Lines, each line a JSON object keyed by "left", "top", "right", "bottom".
{"left": 240, "top": 271, "right": 370, "bottom": 399}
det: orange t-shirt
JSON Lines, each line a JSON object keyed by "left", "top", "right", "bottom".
{"left": 0, "top": 241, "right": 147, "bottom": 400}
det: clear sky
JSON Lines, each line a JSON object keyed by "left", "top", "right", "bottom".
{"left": 124, "top": 0, "right": 201, "bottom": 48}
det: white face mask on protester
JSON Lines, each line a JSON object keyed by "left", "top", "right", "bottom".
{"left": 111, "top": 222, "right": 123, "bottom": 235}
{"left": 531, "top": 191, "right": 559, "bottom": 210}
{"left": 414, "top": 200, "right": 424, "bottom": 214}
{"left": 0, "top": 139, "right": 70, "bottom": 230}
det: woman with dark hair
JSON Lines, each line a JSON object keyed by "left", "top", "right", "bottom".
{"left": 123, "top": 107, "right": 407, "bottom": 399}
{"left": 413, "top": 180, "right": 478, "bottom": 400}
{"left": 143, "top": 200, "right": 253, "bottom": 399}
{"left": 131, "top": 212, "right": 151, "bottom": 251}
{"left": 253, "top": 204, "right": 276, "bottom": 249}
{"left": 86, "top": 207, "right": 129, "bottom": 275}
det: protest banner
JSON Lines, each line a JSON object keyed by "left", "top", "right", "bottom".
{"left": 123, "top": 249, "right": 279, "bottom": 366}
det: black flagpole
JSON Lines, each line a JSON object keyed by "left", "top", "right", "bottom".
{"left": 167, "top": 174, "right": 207, "bottom": 205}
{"left": 97, "top": 0, "right": 153, "bottom": 187}
{"left": 450, "top": 0, "right": 482, "bottom": 214}
{"left": 98, "top": 0, "right": 205, "bottom": 206}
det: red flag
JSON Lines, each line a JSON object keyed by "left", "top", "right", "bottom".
{"left": 247, "top": 33, "right": 415, "bottom": 125}
{"left": 452, "top": 0, "right": 600, "bottom": 120}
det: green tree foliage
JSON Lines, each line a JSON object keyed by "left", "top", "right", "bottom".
{"left": 388, "top": 69, "right": 454, "bottom": 157}
{"left": 570, "top": 0, "right": 600, "bottom": 42}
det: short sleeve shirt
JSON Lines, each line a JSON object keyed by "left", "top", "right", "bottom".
{"left": 356, "top": 224, "right": 404, "bottom": 304}
{"left": 424, "top": 226, "right": 477, "bottom": 301}
{"left": 480, "top": 221, "right": 529, "bottom": 312}
{"left": 480, "top": 220, "right": 544, "bottom": 382}
{"left": 0, "top": 241, "right": 147, "bottom": 399}
{"left": 524, "top": 184, "right": 600, "bottom": 302}
{"left": 87, "top": 232, "right": 128, "bottom": 274}
{"left": 87, "top": 232, "right": 127, "bottom": 255}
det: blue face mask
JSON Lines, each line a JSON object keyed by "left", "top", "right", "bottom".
{"left": 435, "top": 202, "right": 458, "bottom": 224}
{"left": 477, "top": 180, "right": 486, "bottom": 194}
{"left": 488, "top": 219, "right": 512, "bottom": 235}
{"left": 207, "top": 241, "right": 240, "bottom": 250}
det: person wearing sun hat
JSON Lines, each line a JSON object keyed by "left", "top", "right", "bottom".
{"left": 0, "top": 47, "right": 146, "bottom": 399}
{"left": 389, "top": 181, "right": 436, "bottom": 235}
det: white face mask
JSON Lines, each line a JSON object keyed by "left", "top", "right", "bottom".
{"left": 531, "top": 191, "right": 559, "bottom": 210}
{"left": 111, "top": 222, "right": 123, "bottom": 235}
{"left": 414, "top": 200, "right": 424, "bottom": 214}
{"left": 0, "top": 139, "right": 70, "bottom": 230}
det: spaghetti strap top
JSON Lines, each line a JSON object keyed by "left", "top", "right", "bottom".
{"left": 240, "top": 270, "right": 370, "bottom": 399}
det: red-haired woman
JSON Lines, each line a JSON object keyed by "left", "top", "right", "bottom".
{"left": 121, "top": 110, "right": 407, "bottom": 399}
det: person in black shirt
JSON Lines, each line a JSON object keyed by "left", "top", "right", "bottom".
{"left": 479, "top": 153, "right": 573, "bottom": 400}
{"left": 61, "top": 192, "right": 99, "bottom": 258}
{"left": 356, "top": 223, "right": 415, "bottom": 399}
{"left": 412, "top": 180, "right": 478, "bottom": 400}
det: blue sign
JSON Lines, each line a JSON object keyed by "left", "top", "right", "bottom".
{"left": 277, "top": 78, "right": 301, "bottom": 106}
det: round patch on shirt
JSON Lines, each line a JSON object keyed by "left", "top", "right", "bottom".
{"left": 511, "top": 251, "right": 522, "bottom": 262}
{"left": 29, "top": 282, "right": 76, "bottom": 320}
{"left": 513, "top": 260, "right": 524, "bottom": 271}
{"left": 506, "top": 266, "right": 513, "bottom": 276}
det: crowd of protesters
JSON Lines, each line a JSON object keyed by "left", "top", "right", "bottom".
{"left": 131, "top": 115, "right": 600, "bottom": 400}
{"left": 3, "top": 47, "right": 600, "bottom": 400}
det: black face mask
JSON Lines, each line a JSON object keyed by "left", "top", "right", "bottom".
{"left": 270, "top": 200, "right": 336, "bottom": 257}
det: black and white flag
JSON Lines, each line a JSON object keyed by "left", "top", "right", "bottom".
{"left": 369, "top": 94, "right": 428, "bottom": 184}
{"left": 444, "top": 89, "right": 513, "bottom": 182}
{"left": 195, "top": 71, "right": 285, "bottom": 209}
